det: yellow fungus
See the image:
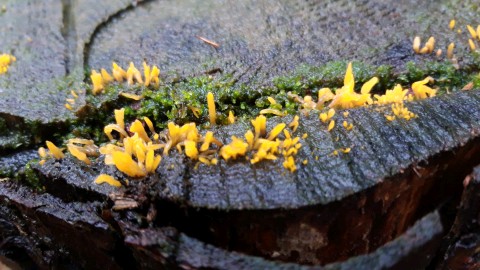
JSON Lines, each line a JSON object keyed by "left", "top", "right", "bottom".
{"left": 302, "top": 159, "right": 308, "bottom": 165}
{"left": 327, "top": 108, "right": 335, "bottom": 119}
{"left": 413, "top": 36, "right": 421, "bottom": 53}
{"left": 327, "top": 120, "right": 335, "bottom": 131}
{"left": 425, "top": 37, "right": 435, "bottom": 53}
{"left": 90, "top": 70, "right": 104, "bottom": 95}
{"left": 200, "top": 131, "right": 215, "bottom": 152}
{"left": 260, "top": 108, "right": 285, "bottom": 116}
{"left": 101, "top": 68, "right": 113, "bottom": 83}
{"left": 66, "top": 98, "right": 75, "bottom": 104}
{"left": 385, "top": 115, "right": 396, "bottom": 121}
{"left": 245, "top": 130, "right": 255, "bottom": 149}
{"left": 342, "top": 148, "right": 351, "bottom": 154}
{"left": 342, "top": 121, "right": 353, "bottom": 131}
{"left": 112, "top": 62, "right": 127, "bottom": 82}
{"left": 288, "top": 115, "right": 299, "bottom": 132}
{"left": 318, "top": 88, "right": 335, "bottom": 104}
{"left": 145, "top": 149, "right": 161, "bottom": 173}
{"left": 120, "top": 92, "right": 143, "bottom": 100}
{"left": 188, "top": 106, "right": 201, "bottom": 118}
{"left": 436, "top": 49, "right": 442, "bottom": 57}
{"left": 374, "top": 84, "right": 410, "bottom": 105}
{"left": 65, "top": 103, "right": 73, "bottom": 110}
{"left": 267, "top": 123, "right": 286, "bottom": 141}
{"left": 251, "top": 115, "right": 267, "bottom": 138}
{"left": 390, "top": 103, "right": 416, "bottom": 120}
{"left": 150, "top": 66, "right": 160, "bottom": 87}
{"left": 447, "top": 42, "right": 455, "bottom": 59}
{"left": 343, "top": 111, "right": 349, "bottom": 117}
{"left": 267, "top": 97, "right": 277, "bottom": 105}
{"left": 412, "top": 77, "right": 436, "bottom": 99}
{"left": 39, "top": 159, "right": 46, "bottom": 165}
{"left": 126, "top": 62, "right": 143, "bottom": 85}
{"left": 104, "top": 124, "right": 129, "bottom": 141}
{"left": 207, "top": 92, "right": 216, "bottom": 126}
{"left": 114, "top": 108, "right": 125, "bottom": 129}
{"left": 0, "top": 53, "right": 15, "bottom": 75}
{"left": 449, "top": 19, "right": 455, "bottom": 30}
{"left": 419, "top": 46, "right": 429, "bottom": 54}
{"left": 184, "top": 140, "right": 199, "bottom": 159}
{"left": 328, "top": 62, "right": 374, "bottom": 109}
{"left": 67, "top": 144, "right": 90, "bottom": 165}
{"left": 143, "top": 61, "right": 151, "bottom": 87}
{"left": 302, "top": 133, "right": 308, "bottom": 139}
{"left": 112, "top": 151, "right": 146, "bottom": 177}
{"left": 46, "top": 141, "right": 64, "bottom": 159}
{"left": 220, "top": 136, "right": 248, "bottom": 161}
{"left": 467, "top": 25, "right": 477, "bottom": 39}
{"left": 469, "top": 39, "right": 476, "bottom": 51}
{"left": 71, "top": 90, "right": 78, "bottom": 98}
{"left": 282, "top": 156, "right": 296, "bottom": 172}
{"left": 38, "top": 147, "right": 47, "bottom": 158}
{"left": 94, "top": 174, "right": 122, "bottom": 187}
{"left": 143, "top": 117, "right": 156, "bottom": 134}
{"left": 129, "top": 120, "right": 151, "bottom": 142}
{"left": 228, "top": 111, "right": 235, "bottom": 124}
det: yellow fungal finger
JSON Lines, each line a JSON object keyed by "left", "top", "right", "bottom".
{"left": 449, "top": 19, "right": 455, "bottom": 30}
{"left": 425, "top": 36, "right": 435, "bottom": 53}
{"left": 288, "top": 115, "right": 299, "bottom": 132}
{"left": 228, "top": 111, "right": 235, "bottom": 124}
{"left": 46, "top": 141, "right": 64, "bottom": 159}
{"left": 467, "top": 25, "right": 477, "bottom": 39}
{"left": 129, "top": 120, "right": 151, "bottom": 142}
{"left": 143, "top": 61, "right": 151, "bottom": 86}
{"left": 447, "top": 42, "right": 455, "bottom": 59}
{"left": 260, "top": 108, "right": 285, "bottom": 116}
{"left": 469, "top": 39, "right": 476, "bottom": 51}
{"left": 114, "top": 108, "right": 125, "bottom": 129}
{"left": 38, "top": 147, "right": 47, "bottom": 158}
{"left": 104, "top": 124, "right": 128, "bottom": 141}
{"left": 94, "top": 174, "right": 122, "bottom": 187}
{"left": 101, "top": 68, "right": 113, "bottom": 83}
{"left": 112, "top": 151, "right": 146, "bottom": 177}
{"left": 327, "top": 120, "right": 335, "bottom": 131}
{"left": 90, "top": 70, "right": 104, "bottom": 95}
{"left": 185, "top": 140, "right": 199, "bottom": 159}
{"left": 120, "top": 92, "right": 143, "bottom": 100}
{"left": 112, "top": 62, "right": 126, "bottom": 82}
{"left": 267, "top": 123, "right": 286, "bottom": 141}
{"left": 413, "top": 36, "right": 421, "bottom": 53}
{"left": 207, "top": 92, "right": 216, "bottom": 126}
{"left": 67, "top": 144, "right": 90, "bottom": 165}
{"left": 267, "top": 97, "right": 277, "bottom": 105}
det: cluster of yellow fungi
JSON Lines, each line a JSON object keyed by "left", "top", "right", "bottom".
{"left": 90, "top": 61, "right": 160, "bottom": 96}
{"left": 288, "top": 62, "right": 435, "bottom": 122}
{"left": 0, "top": 53, "right": 15, "bottom": 74}
{"left": 40, "top": 61, "right": 439, "bottom": 187}
{"left": 414, "top": 20, "right": 480, "bottom": 59}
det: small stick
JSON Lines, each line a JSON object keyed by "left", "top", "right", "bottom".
{"left": 196, "top": 36, "right": 220, "bottom": 49}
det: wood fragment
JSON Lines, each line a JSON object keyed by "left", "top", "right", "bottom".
{"left": 196, "top": 36, "right": 220, "bottom": 49}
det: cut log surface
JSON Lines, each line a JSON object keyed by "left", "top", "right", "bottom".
{"left": 1, "top": 0, "right": 480, "bottom": 268}
{"left": 36, "top": 90, "right": 480, "bottom": 210}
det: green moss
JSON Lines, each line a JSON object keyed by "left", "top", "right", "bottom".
{"left": 22, "top": 162, "right": 44, "bottom": 191}
{"left": 25, "top": 58, "right": 480, "bottom": 146}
